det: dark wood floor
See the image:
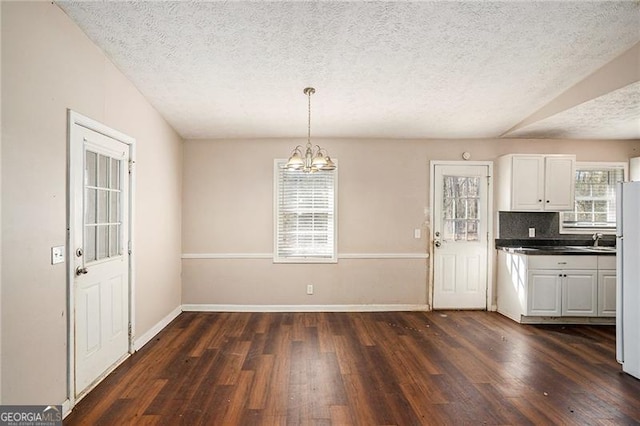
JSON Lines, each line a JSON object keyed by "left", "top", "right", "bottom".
{"left": 64, "top": 311, "right": 640, "bottom": 425}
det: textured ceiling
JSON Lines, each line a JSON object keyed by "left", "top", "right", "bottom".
{"left": 56, "top": 1, "right": 640, "bottom": 140}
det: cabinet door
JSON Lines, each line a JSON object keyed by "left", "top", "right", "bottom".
{"left": 544, "top": 156, "right": 575, "bottom": 210}
{"left": 562, "top": 270, "right": 598, "bottom": 316}
{"left": 527, "top": 270, "right": 562, "bottom": 316}
{"left": 511, "top": 156, "right": 545, "bottom": 211}
{"left": 598, "top": 269, "right": 616, "bottom": 317}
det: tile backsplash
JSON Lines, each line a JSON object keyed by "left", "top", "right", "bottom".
{"left": 498, "top": 211, "right": 560, "bottom": 239}
{"left": 497, "top": 211, "right": 616, "bottom": 244}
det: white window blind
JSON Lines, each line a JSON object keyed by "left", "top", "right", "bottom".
{"left": 561, "top": 164, "right": 625, "bottom": 233}
{"left": 274, "top": 160, "right": 337, "bottom": 263}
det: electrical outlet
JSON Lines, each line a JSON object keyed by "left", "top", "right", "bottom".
{"left": 414, "top": 229, "right": 421, "bottom": 239}
{"left": 306, "top": 284, "right": 314, "bottom": 295}
{"left": 529, "top": 227, "right": 536, "bottom": 238}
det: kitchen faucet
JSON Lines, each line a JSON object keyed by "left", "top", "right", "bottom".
{"left": 592, "top": 232, "right": 603, "bottom": 247}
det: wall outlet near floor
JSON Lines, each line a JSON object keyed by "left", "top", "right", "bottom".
{"left": 306, "top": 284, "right": 314, "bottom": 295}
{"left": 528, "top": 227, "right": 536, "bottom": 238}
{"left": 414, "top": 228, "right": 421, "bottom": 239}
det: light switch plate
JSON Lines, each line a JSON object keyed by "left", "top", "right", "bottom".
{"left": 51, "top": 246, "right": 65, "bottom": 265}
{"left": 528, "top": 228, "right": 536, "bottom": 238}
{"left": 414, "top": 229, "right": 421, "bottom": 239}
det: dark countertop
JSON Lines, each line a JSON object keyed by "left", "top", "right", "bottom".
{"left": 496, "top": 238, "right": 616, "bottom": 255}
{"left": 498, "top": 246, "right": 616, "bottom": 255}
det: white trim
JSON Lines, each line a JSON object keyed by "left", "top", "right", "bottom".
{"left": 339, "top": 253, "right": 428, "bottom": 259}
{"left": 133, "top": 305, "right": 182, "bottom": 351}
{"left": 429, "top": 160, "right": 494, "bottom": 311}
{"left": 183, "top": 253, "right": 273, "bottom": 259}
{"left": 182, "top": 304, "right": 428, "bottom": 312}
{"left": 62, "top": 400, "right": 71, "bottom": 418}
{"left": 182, "top": 252, "right": 429, "bottom": 260}
{"left": 66, "top": 110, "right": 136, "bottom": 410}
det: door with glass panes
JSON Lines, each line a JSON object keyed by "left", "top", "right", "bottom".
{"left": 433, "top": 164, "right": 489, "bottom": 309}
{"left": 72, "top": 124, "right": 130, "bottom": 397}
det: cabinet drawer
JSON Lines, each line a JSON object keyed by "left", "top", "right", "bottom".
{"left": 597, "top": 256, "right": 616, "bottom": 269}
{"left": 528, "top": 255, "right": 597, "bottom": 270}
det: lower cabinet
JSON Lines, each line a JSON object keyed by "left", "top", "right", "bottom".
{"left": 598, "top": 269, "right": 617, "bottom": 317}
{"left": 497, "top": 251, "right": 615, "bottom": 323}
{"left": 527, "top": 269, "right": 598, "bottom": 317}
{"left": 527, "top": 270, "right": 562, "bottom": 316}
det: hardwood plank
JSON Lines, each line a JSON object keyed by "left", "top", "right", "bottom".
{"left": 64, "top": 311, "right": 640, "bottom": 425}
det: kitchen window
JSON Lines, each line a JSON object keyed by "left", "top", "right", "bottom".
{"left": 273, "top": 159, "right": 337, "bottom": 263}
{"left": 560, "top": 163, "right": 626, "bottom": 234}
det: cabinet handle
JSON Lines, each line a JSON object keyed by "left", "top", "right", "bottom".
{"left": 558, "top": 274, "right": 562, "bottom": 277}
{"left": 546, "top": 200, "right": 550, "bottom": 203}
{"left": 538, "top": 199, "right": 542, "bottom": 202}
{"left": 558, "top": 262, "right": 567, "bottom": 265}
{"left": 564, "top": 274, "right": 567, "bottom": 277}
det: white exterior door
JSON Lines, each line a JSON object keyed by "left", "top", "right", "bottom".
{"left": 71, "top": 119, "right": 131, "bottom": 398}
{"left": 433, "top": 164, "right": 489, "bottom": 309}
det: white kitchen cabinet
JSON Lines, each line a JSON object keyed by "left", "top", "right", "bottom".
{"left": 527, "top": 269, "right": 597, "bottom": 317}
{"left": 527, "top": 270, "right": 562, "bottom": 316}
{"left": 497, "top": 251, "right": 613, "bottom": 323}
{"left": 562, "top": 270, "right": 598, "bottom": 316}
{"left": 597, "top": 256, "right": 616, "bottom": 317}
{"left": 497, "top": 154, "right": 575, "bottom": 211}
{"left": 598, "top": 270, "right": 617, "bottom": 317}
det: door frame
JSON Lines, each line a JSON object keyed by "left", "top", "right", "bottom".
{"left": 66, "top": 110, "right": 136, "bottom": 411}
{"left": 429, "top": 160, "right": 494, "bottom": 311}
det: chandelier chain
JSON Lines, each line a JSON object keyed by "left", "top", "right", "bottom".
{"left": 307, "top": 89, "right": 312, "bottom": 149}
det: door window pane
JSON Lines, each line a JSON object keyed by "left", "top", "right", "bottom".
{"left": 97, "top": 225, "right": 108, "bottom": 259}
{"left": 98, "top": 154, "right": 109, "bottom": 188}
{"left": 442, "top": 175, "right": 480, "bottom": 242}
{"left": 84, "top": 150, "right": 124, "bottom": 262}
{"left": 110, "top": 160, "right": 120, "bottom": 190}
{"left": 98, "top": 189, "right": 108, "bottom": 223}
{"left": 85, "top": 226, "right": 96, "bottom": 262}
{"left": 109, "top": 225, "right": 120, "bottom": 257}
{"left": 86, "top": 151, "right": 97, "bottom": 187}
{"left": 85, "top": 188, "right": 96, "bottom": 225}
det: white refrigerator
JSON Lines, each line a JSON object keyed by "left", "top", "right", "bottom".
{"left": 617, "top": 181, "right": 640, "bottom": 379}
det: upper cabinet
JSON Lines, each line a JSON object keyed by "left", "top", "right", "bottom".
{"left": 497, "top": 154, "right": 575, "bottom": 211}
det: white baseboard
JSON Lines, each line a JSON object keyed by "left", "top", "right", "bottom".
{"left": 62, "top": 399, "right": 72, "bottom": 418}
{"left": 134, "top": 305, "right": 182, "bottom": 351}
{"left": 181, "top": 304, "right": 429, "bottom": 313}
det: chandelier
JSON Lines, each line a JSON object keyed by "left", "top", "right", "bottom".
{"left": 285, "top": 87, "right": 335, "bottom": 172}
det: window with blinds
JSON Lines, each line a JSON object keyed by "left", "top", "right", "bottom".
{"left": 560, "top": 163, "right": 626, "bottom": 233}
{"left": 274, "top": 160, "right": 337, "bottom": 263}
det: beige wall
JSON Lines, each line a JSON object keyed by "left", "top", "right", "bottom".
{"left": 182, "top": 138, "right": 640, "bottom": 307}
{"left": 1, "top": 2, "right": 182, "bottom": 405}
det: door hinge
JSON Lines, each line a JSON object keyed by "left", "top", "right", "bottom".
{"left": 128, "top": 323, "right": 133, "bottom": 339}
{"left": 128, "top": 160, "right": 135, "bottom": 174}
{"left": 128, "top": 240, "right": 132, "bottom": 255}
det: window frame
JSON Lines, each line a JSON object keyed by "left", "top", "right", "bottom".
{"left": 559, "top": 161, "right": 627, "bottom": 235}
{"left": 273, "top": 159, "right": 338, "bottom": 263}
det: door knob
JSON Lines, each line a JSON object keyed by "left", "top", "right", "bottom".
{"left": 76, "top": 266, "right": 88, "bottom": 276}
{"left": 434, "top": 241, "right": 441, "bottom": 248}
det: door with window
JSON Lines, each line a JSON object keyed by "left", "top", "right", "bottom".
{"left": 432, "top": 164, "right": 489, "bottom": 309}
{"left": 71, "top": 120, "right": 131, "bottom": 398}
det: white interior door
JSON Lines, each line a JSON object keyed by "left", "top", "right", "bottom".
{"left": 432, "top": 164, "right": 489, "bottom": 309}
{"left": 71, "top": 123, "right": 131, "bottom": 397}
